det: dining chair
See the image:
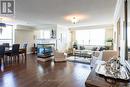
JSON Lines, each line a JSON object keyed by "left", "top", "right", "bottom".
{"left": 3, "top": 43, "right": 10, "bottom": 48}
{"left": 19, "top": 44, "right": 27, "bottom": 56}
{"left": 5, "top": 44, "right": 20, "bottom": 62}
{"left": 0, "top": 45, "right": 5, "bottom": 64}
{"left": 23, "top": 44, "right": 27, "bottom": 49}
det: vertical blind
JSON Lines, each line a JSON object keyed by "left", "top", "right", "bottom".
{"left": 76, "top": 29, "right": 105, "bottom": 45}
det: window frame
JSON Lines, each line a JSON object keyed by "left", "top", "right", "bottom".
{"left": 75, "top": 29, "right": 105, "bottom": 46}
{"left": 0, "top": 24, "right": 14, "bottom": 45}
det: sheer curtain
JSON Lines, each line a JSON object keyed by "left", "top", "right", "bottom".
{"left": 76, "top": 29, "right": 105, "bottom": 46}
{"left": 76, "top": 30, "right": 90, "bottom": 45}
{"left": 89, "top": 29, "right": 105, "bottom": 45}
{"left": 0, "top": 25, "right": 13, "bottom": 45}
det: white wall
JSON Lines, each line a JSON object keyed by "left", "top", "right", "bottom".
{"left": 14, "top": 24, "right": 70, "bottom": 53}
{"left": 33, "top": 25, "right": 70, "bottom": 52}
{"left": 105, "top": 28, "right": 113, "bottom": 41}
{"left": 33, "top": 25, "right": 57, "bottom": 50}
{"left": 56, "top": 25, "right": 70, "bottom": 52}
{"left": 15, "top": 29, "right": 35, "bottom": 54}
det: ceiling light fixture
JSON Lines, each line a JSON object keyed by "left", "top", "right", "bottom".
{"left": 64, "top": 14, "right": 87, "bottom": 24}
{"left": 71, "top": 17, "right": 79, "bottom": 24}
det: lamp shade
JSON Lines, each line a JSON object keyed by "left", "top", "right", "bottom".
{"left": 0, "top": 23, "right": 6, "bottom": 27}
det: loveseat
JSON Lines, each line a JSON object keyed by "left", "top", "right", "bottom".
{"left": 90, "top": 50, "right": 118, "bottom": 68}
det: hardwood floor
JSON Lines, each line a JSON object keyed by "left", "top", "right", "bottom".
{"left": 0, "top": 54, "right": 91, "bottom": 87}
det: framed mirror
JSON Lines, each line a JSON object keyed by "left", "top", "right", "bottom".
{"left": 127, "top": 0, "right": 130, "bottom": 59}
{"left": 125, "top": 0, "right": 130, "bottom": 70}
{"left": 117, "top": 18, "right": 121, "bottom": 57}
{"left": 124, "top": 0, "right": 128, "bottom": 60}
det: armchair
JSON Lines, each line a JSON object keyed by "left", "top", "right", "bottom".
{"left": 54, "top": 50, "right": 67, "bottom": 62}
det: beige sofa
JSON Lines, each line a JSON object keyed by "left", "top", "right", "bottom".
{"left": 90, "top": 50, "right": 118, "bottom": 67}
{"left": 102, "top": 50, "right": 118, "bottom": 61}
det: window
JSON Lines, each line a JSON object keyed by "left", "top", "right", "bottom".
{"left": 76, "top": 29, "right": 105, "bottom": 45}
{"left": 76, "top": 30, "right": 90, "bottom": 45}
{"left": 0, "top": 25, "right": 13, "bottom": 45}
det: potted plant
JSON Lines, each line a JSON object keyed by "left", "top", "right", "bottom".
{"left": 105, "top": 39, "right": 113, "bottom": 50}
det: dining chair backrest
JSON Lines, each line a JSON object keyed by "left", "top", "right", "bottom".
{"left": 3, "top": 43, "right": 9, "bottom": 48}
{"left": 23, "top": 44, "right": 27, "bottom": 49}
{"left": 0, "top": 45, "right": 5, "bottom": 57}
{"left": 12, "top": 44, "right": 20, "bottom": 55}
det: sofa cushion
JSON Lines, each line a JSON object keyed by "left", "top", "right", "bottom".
{"left": 102, "top": 50, "right": 118, "bottom": 61}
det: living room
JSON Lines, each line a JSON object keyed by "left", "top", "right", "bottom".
{"left": 0, "top": 0, "right": 130, "bottom": 87}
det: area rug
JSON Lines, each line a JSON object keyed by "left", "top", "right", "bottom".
{"left": 66, "top": 56, "right": 91, "bottom": 64}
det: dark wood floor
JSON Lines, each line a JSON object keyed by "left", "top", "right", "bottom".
{"left": 0, "top": 54, "right": 91, "bottom": 87}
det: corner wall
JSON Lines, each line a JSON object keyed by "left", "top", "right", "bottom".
{"left": 56, "top": 25, "right": 70, "bottom": 52}
{"left": 14, "top": 25, "right": 35, "bottom": 54}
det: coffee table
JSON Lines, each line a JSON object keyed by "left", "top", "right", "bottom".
{"left": 85, "top": 61, "right": 130, "bottom": 87}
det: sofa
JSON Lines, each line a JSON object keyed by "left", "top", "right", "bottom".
{"left": 78, "top": 45, "right": 108, "bottom": 51}
{"left": 90, "top": 50, "right": 118, "bottom": 68}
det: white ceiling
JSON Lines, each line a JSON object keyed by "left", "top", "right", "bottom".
{"left": 13, "top": 0, "right": 117, "bottom": 27}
